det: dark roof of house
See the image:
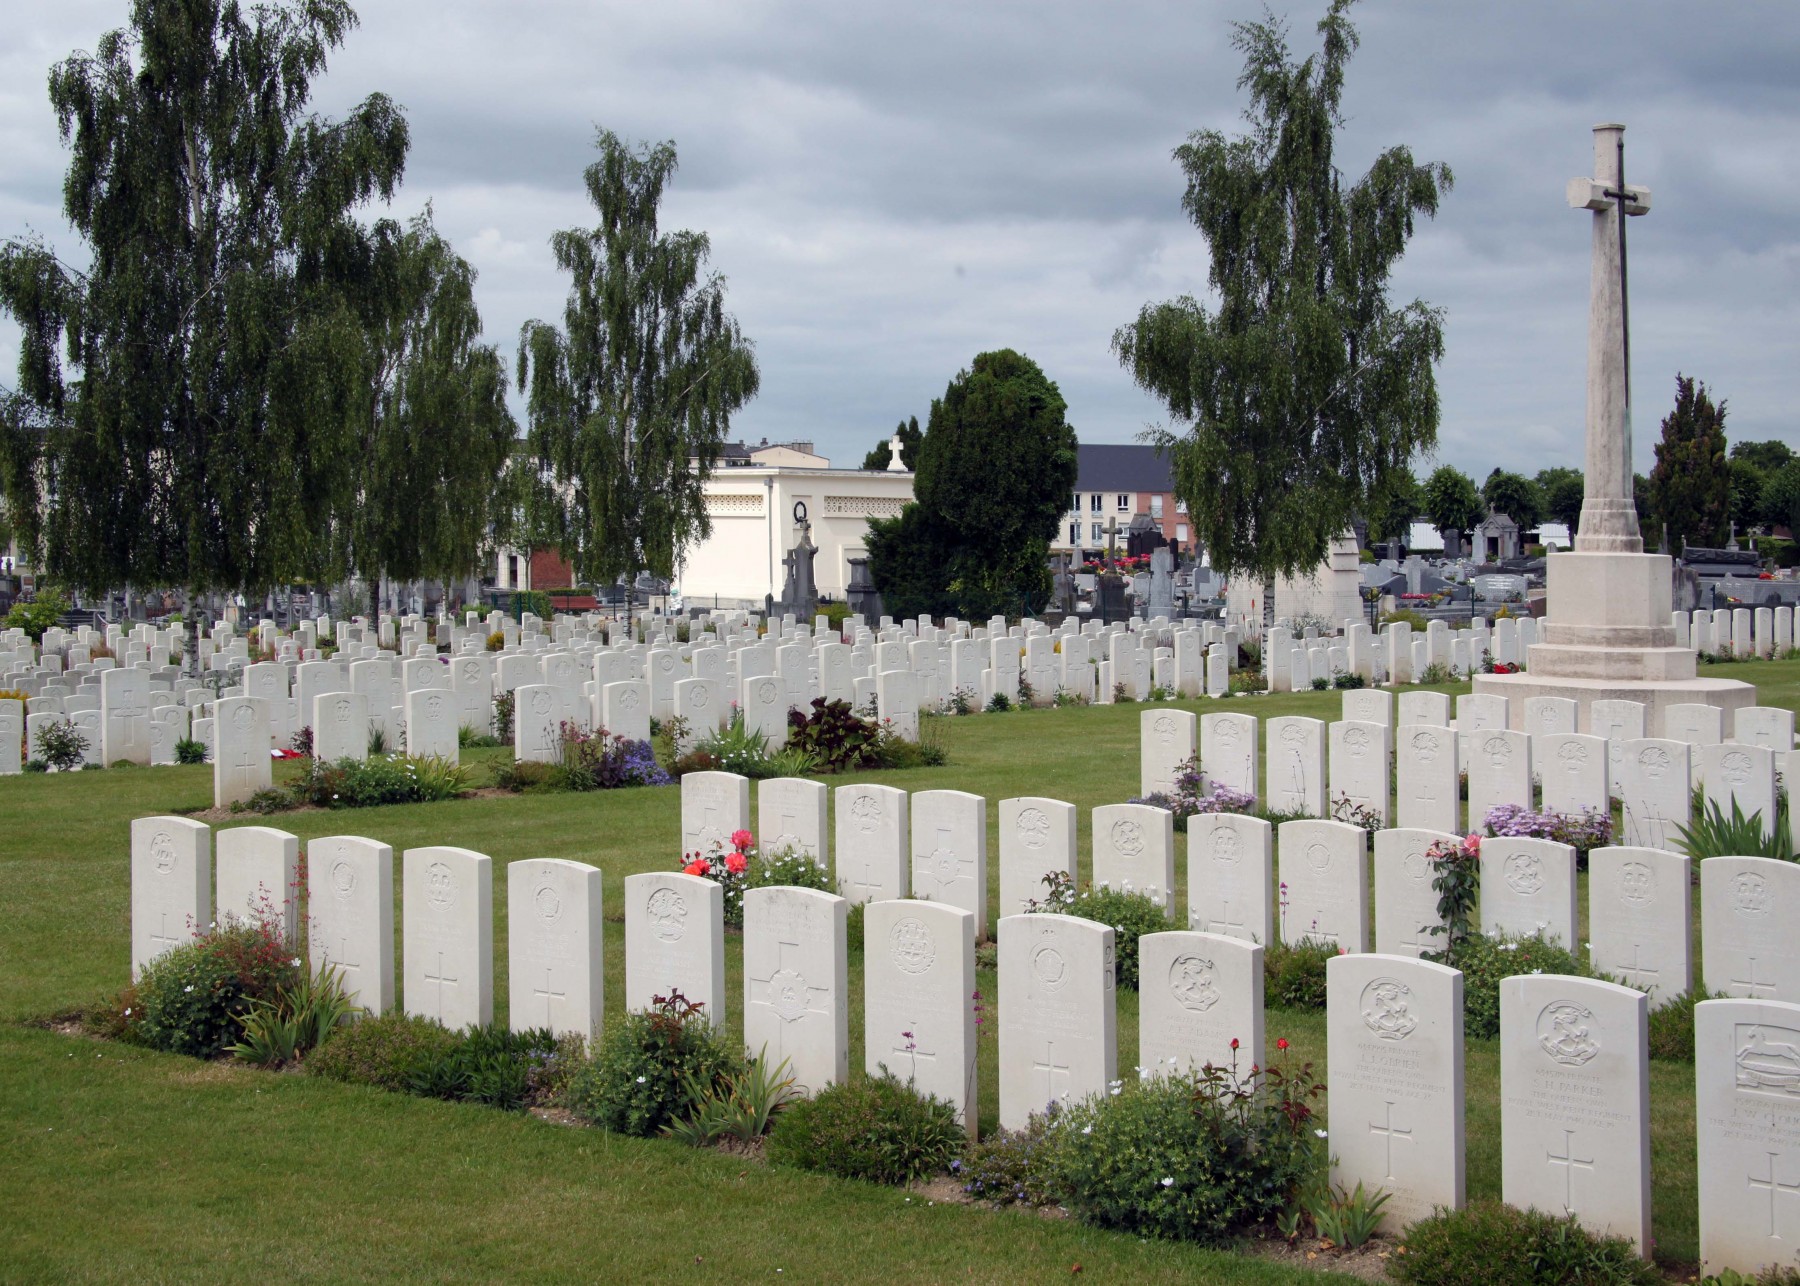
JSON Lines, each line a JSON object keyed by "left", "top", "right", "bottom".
{"left": 1075, "top": 443, "right": 1176, "bottom": 492}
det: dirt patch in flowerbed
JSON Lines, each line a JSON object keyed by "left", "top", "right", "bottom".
{"left": 1244, "top": 1233, "right": 1401, "bottom": 1282}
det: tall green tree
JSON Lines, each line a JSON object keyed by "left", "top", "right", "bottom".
{"left": 1422, "top": 465, "right": 1483, "bottom": 553}
{"left": 1760, "top": 460, "right": 1800, "bottom": 539}
{"left": 1646, "top": 374, "right": 1730, "bottom": 551}
{"left": 1535, "top": 465, "right": 1584, "bottom": 535}
{"left": 332, "top": 211, "right": 516, "bottom": 616}
{"left": 868, "top": 350, "right": 1078, "bottom": 620}
{"left": 861, "top": 415, "right": 921, "bottom": 470}
{"left": 1364, "top": 468, "right": 1421, "bottom": 546}
{"left": 0, "top": 0, "right": 407, "bottom": 669}
{"left": 1112, "top": 0, "right": 1450, "bottom": 627}
{"left": 1725, "top": 438, "right": 1790, "bottom": 535}
{"left": 517, "top": 130, "right": 759, "bottom": 618}
{"left": 1482, "top": 469, "right": 1542, "bottom": 530}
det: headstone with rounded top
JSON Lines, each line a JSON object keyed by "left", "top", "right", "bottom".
{"left": 402, "top": 846, "right": 492, "bottom": 1031}
{"left": 1373, "top": 827, "right": 1458, "bottom": 958}
{"left": 131, "top": 816, "right": 210, "bottom": 979}
{"left": 834, "top": 782, "right": 909, "bottom": 904}
{"left": 1276, "top": 819, "right": 1368, "bottom": 951}
{"left": 307, "top": 835, "right": 394, "bottom": 1015}
{"left": 624, "top": 870, "right": 725, "bottom": 1027}
{"left": 997, "top": 796, "right": 1075, "bottom": 916}
{"left": 997, "top": 912, "right": 1116, "bottom": 1130}
{"left": 1139, "top": 930, "right": 1263, "bottom": 1075}
{"left": 1588, "top": 845, "right": 1691, "bottom": 1010}
{"left": 744, "top": 886, "right": 848, "bottom": 1094}
{"left": 1186, "top": 813, "right": 1272, "bottom": 945}
{"left": 864, "top": 899, "right": 978, "bottom": 1133}
{"left": 1091, "top": 802, "right": 1175, "bottom": 915}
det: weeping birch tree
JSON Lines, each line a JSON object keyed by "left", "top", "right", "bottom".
{"left": 1113, "top": 0, "right": 1450, "bottom": 629}
{"left": 517, "top": 131, "right": 760, "bottom": 620}
{"left": 0, "top": 0, "right": 407, "bottom": 670}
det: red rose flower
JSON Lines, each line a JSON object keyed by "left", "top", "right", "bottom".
{"left": 725, "top": 852, "right": 748, "bottom": 874}
{"left": 683, "top": 859, "right": 711, "bottom": 877}
{"left": 731, "top": 829, "right": 755, "bottom": 850}
{"left": 1277, "top": 1038, "right": 1289, "bottom": 1051}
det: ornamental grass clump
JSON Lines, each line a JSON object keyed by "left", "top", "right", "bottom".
{"left": 1051, "top": 1045, "right": 1323, "bottom": 1244}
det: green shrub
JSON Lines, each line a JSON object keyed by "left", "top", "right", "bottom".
{"left": 1265, "top": 937, "right": 1337, "bottom": 1010}
{"left": 493, "top": 691, "right": 515, "bottom": 742}
{"left": 1029, "top": 872, "right": 1166, "bottom": 989}
{"left": 495, "top": 758, "right": 559, "bottom": 792}
{"left": 958, "top": 1106, "right": 1064, "bottom": 1207}
{"left": 1331, "top": 670, "right": 1367, "bottom": 689}
{"left": 403, "top": 1022, "right": 559, "bottom": 1111}
{"left": 765, "top": 1072, "right": 964, "bottom": 1186}
{"left": 1648, "top": 987, "right": 1718, "bottom": 1062}
{"left": 1393, "top": 1200, "right": 1661, "bottom": 1285}
{"left": 229, "top": 962, "right": 356, "bottom": 1067}
{"left": 565, "top": 991, "right": 743, "bottom": 1137}
{"left": 1228, "top": 668, "right": 1268, "bottom": 695}
{"left": 785, "top": 697, "right": 881, "bottom": 772}
{"left": 1434, "top": 932, "right": 1599, "bottom": 1040}
{"left": 174, "top": 736, "right": 207, "bottom": 765}
{"left": 33, "top": 717, "right": 88, "bottom": 771}
{"left": 306, "top": 1011, "right": 464, "bottom": 1092}
{"left": 696, "top": 711, "right": 778, "bottom": 778}
{"left": 1380, "top": 607, "right": 1429, "bottom": 630}
{"left": 1417, "top": 660, "right": 1453, "bottom": 684}
{"left": 1701, "top": 1267, "right": 1800, "bottom": 1286}
{"left": 4, "top": 588, "right": 68, "bottom": 642}
{"left": 129, "top": 920, "right": 300, "bottom": 1059}
{"left": 1051, "top": 1058, "right": 1323, "bottom": 1244}
{"left": 290, "top": 754, "right": 471, "bottom": 808}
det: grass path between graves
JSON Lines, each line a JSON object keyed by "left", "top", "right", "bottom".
{"left": 0, "top": 655, "right": 1788, "bottom": 1279}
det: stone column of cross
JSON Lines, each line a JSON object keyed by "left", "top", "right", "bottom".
{"left": 1566, "top": 123, "right": 1651, "bottom": 553}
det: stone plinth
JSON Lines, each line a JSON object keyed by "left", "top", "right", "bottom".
{"left": 1474, "top": 551, "right": 1752, "bottom": 730}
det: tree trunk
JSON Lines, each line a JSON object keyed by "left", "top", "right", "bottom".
{"left": 184, "top": 587, "right": 201, "bottom": 679}
{"left": 1261, "top": 569, "right": 1276, "bottom": 637}
{"left": 367, "top": 575, "right": 379, "bottom": 626}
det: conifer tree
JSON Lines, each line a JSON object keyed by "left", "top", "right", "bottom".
{"left": 1646, "top": 374, "right": 1729, "bottom": 550}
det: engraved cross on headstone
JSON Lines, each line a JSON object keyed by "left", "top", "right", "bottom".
{"left": 1370, "top": 1100, "right": 1413, "bottom": 1180}
{"left": 1732, "top": 955, "right": 1778, "bottom": 1000}
{"left": 1206, "top": 901, "right": 1247, "bottom": 939}
{"left": 149, "top": 910, "right": 183, "bottom": 955}
{"left": 1546, "top": 1128, "right": 1595, "bottom": 1213}
{"left": 1032, "top": 1038, "right": 1072, "bottom": 1106}
{"left": 533, "top": 966, "right": 567, "bottom": 1026}
{"left": 1748, "top": 1151, "right": 1800, "bottom": 1238}
{"left": 749, "top": 935, "right": 830, "bottom": 1061}
{"left": 423, "top": 949, "right": 459, "bottom": 1021}
{"left": 889, "top": 1027, "right": 938, "bottom": 1083}
{"left": 1615, "top": 942, "right": 1661, "bottom": 993}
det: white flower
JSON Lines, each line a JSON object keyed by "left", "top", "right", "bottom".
{"left": 183, "top": 985, "right": 194, "bottom": 993}
{"left": 1160, "top": 1176, "right": 1175, "bottom": 1187}
{"left": 635, "top": 1075, "right": 647, "bottom": 1084}
{"left": 1531, "top": 967, "right": 1543, "bottom": 974}
{"left": 1081, "top": 1125, "right": 1093, "bottom": 1135}
{"left": 123, "top": 1008, "right": 131, "bottom": 1017}
{"left": 1315, "top": 1128, "right": 1328, "bottom": 1139}
{"left": 291, "top": 958, "right": 302, "bottom": 967}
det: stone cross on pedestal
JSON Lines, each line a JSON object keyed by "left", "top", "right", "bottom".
{"left": 1567, "top": 122, "right": 1651, "bottom": 553}
{"left": 1103, "top": 516, "right": 1120, "bottom": 571}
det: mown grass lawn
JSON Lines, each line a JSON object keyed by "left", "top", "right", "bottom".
{"left": 0, "top": 654, "right": 1787, "bottom": 1281}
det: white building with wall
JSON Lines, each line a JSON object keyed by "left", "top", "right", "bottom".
{"left": 1224, "top": 533, "right": 1365, "bottom": 633}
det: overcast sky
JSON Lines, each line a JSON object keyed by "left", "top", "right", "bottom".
{"left": 3, "top": 0, "right": 1796, "bottom": 481}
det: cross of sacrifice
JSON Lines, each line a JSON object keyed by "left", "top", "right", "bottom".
{"left": 533, "top": 966, "right": 567, "bottom": 1026}
{"left": 1032, "top": 1039, "right": 1073, "bottom": 1107}
{"left": 1748, "top": 1151, "right": 1800, "bottom": 1239}
{"left": 423, "top": 950, "right": 459, "bottom": 1021}
{"left": 1733, "top": 955, "right": 1778, "bottom": 1000}
{"left": 1546, "top": 1128, "right": 1595, "bottom": 1214}
{"left": 1369, "top": 1101, "right": 1414, "bottom": 1181}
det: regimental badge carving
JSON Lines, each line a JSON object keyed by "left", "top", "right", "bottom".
{"left": 1482, "top": 735, "right": 1512, "bottom": 767}
{"left": 1169, "top": 954, "right": 1220, "bottom": 1012}
{"left": 757, "top": 679, "right": 779, "bottom": 704}
{"left": 1032, "top": 944, "right": 1068, "bottom": 990}
{"left": 1734, "top": 871, "right": 1772, "bottom": 917}
{"left": 1344, "top": 726, "right": 1370, "bottom": 758}
{"left": 232, "top": 704, "right": 254, "bottom": 731}
{"left": 931, "top": 844, "right": 960, "bottom": 883}
{"left": 850, "top": 792, "right": 884, "bottom": 834}
{"left": 1557, "top": 741, "right": 1588, "bottom": 773}
{"left": 534, "top": 883, "right": 563, "bottom": 924}
{"left": 621, "top": 688, "right": 641, "bottom": 711}
{"left": 530, "top": 690, "right": 552, "bottom": 716}
{"left": 426, "top": 861, "right": 455, "bottom": 909}
{"left": 461, "top": 661, "right": 480, "bottom": 684}
{"left": 690, "top": 685, "right": 710, "bottom": 710}
{"left": 1402, "top": 848, "right": 1430, "bottom": 882}
{"left": 1281, "top": 722, "right": 1307, "bottom": 749}
{"left": 425, "top": 694, "right": 445, "bottom": 720}
{"left": 766, "top": 968, "right": 811, "bottom": 1023}
{"left": 646, "top": 887, "right": 687, "bottom": 941}
{"left": 1504, "top": 851, "right": 1544, "bottom": 896}
{"left": 1722, "top": 750, "right": 1754, "bottom": 788}
{"left": 1211, "top": 826, "right": 1241, "bottom": 864}
{"left": 1016, "top": 806, "right": 1050, "bottom": 849}
{"left": 334, "top": 700, "right": 351, "bottom": 725}
{"left": 1154, "top": 714, "right": 1177, "bottom": 745}
{"left": 331, "top": 859, "right": 356, "bottom": 899}
{"left": 889, "top": 917, "right": 935, "bottom": 975}
{"left": 1361, "top": 977, "right": 1417, "bottom": 1041}
{"left": 1306, "top": 842, "right": 1332, "bottom": 873}
{"left": 1736, "top": 1024, "right": 1800, "bottom": 1098}
{"left": 1619, "top": 860, "right": 1655, "bottom": 905}
{"left": 1215, "top": 719, "right": 1242, "bottom": 746}
{"left": 1411, "top": 730, "right": 1440, "bottom": 760}
{"left": 1537, "top": 1001, "right": 1601, "bottom": 1067}
{"left": 150, "top": 830, "right": 176, "bottom": 875}
{"left": 1110, "top": 819, "right": 1145, "bottom": 858}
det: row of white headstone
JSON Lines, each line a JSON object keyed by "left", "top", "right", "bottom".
{"left": 1672, "top": 603, "right": 1800, "bottom": 659}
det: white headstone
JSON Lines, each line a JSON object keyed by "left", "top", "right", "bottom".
{"left": 130, "top": 816, "right": 210, "bottom": 979}
{"left": 998, "top": 796, "right": 1077, "bottom": 916}
{"left": 1139, "top": 930, "right": 1264, "bottom": 1074}
{"left": 1090, "top": 802, "right": 1175, "bottom": 913}
{"left": 1523, "top": 696, "right": 1580, "bottom": 737}
{"left": 212, "top": 696, "right": 272, "bottom": 807}
{"left": 1395, "top": 724, "right": 1460, "bottom": 834}
{"left": 1265, "top": 716, "right": 1327, "bottom": 817}
{"left": 1140, "top": 708, "right": 1197, "bottom": 798}
{"left": 402, "top": 846, "right": 492, "bottom": 1030}
{"left": 1466, "top": 728, "right": 1531, "bottom": 831}
{"left": 312, "top": 691, "right": 369, "bottom": 764}
{"left": 1479, "top": 836, "right": 1578, "bottom": 949}
{"left": 307, "top": 835, "right": 394, "bottom": 1015}
{"left": 1536, "top": 732, "right": 1610, "bottom": 820}
{"left": 1702, "top": 857, "right": 1800, "bottom": 1003}
{"left": 1277, "top": 819, "right": 1369, "bottom": 951}
{"left": 1342, "top": 688, "right": 1392, "bottom": 725}
{"left": 624, "top": 871, "right": 726, "bottom": 1026}
{"left": 215, "top": 825, "right": 299, "bottom": 943}
{"left": 910, "top": 790, "right": 988, "bottom": 931}
{"left": 1329, "top": 720, "right": 1391, "bottom": 828}
{"left": 1397, "top": 691, "right": 1450, "bottom": 727}
{"left": 1373, "top": 828, "right": 1458, "bottom": 958}
{"left": 508, "top": 858, "right": 603, "bottom": 1040}
{"left": 1326, "top": 953, "right": 1465, "bottom": 1232}
{"left": 1703, "top": 742, "right": 1779, "bottom": 843}
{"left": 601, "top": 679, "right": 652, "bottom": 744}
{"left": 1500, "top": 975, "right": 1649, "bottom": 1253}
{"left": 1186, "top": 813, "right": 1273, "bottom": 945}
{"left": 997, "top": 912, "right": 1116, "bottom": 1129}
{"left": 100, "top": 666, "right": 151, "bottom": 766}
{"left": 0, "top": 699, "right": 22, "bottom": 775}
{"left": 403, "top": 687, "right": 459, "bottom": 761}
{"left": 864, "top": 899, "right": 978, "bottom": 1133}
{"left": 759, "top": 776, "right": 829, "bottom": 867}
{"left": 1200, "top": 711, "right": 1258, "bottom": 797}
{"left": 1695, "top": 998, "right": 1800, "bottom": 1272}
{"left": 1617, "top": 738, "right": 1692, "bottom": 850}
{"left": 1588, "top": 846, "right": 1692, "bottom": 1009}
{"left": 743, "top": 886, "right": 848, "bottom": 1094}
{"left": 680, "top": 770, "right": 751, "bottom": 860}
{"left": 833, "top": 782, "right": 909, "bottom": 904}
{"left": 512, "top": 684, "right": 562, "bottom": 763}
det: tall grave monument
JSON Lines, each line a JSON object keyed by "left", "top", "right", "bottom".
{"left": 1475, "top": 123, "right": 1751, "bottom": 728}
